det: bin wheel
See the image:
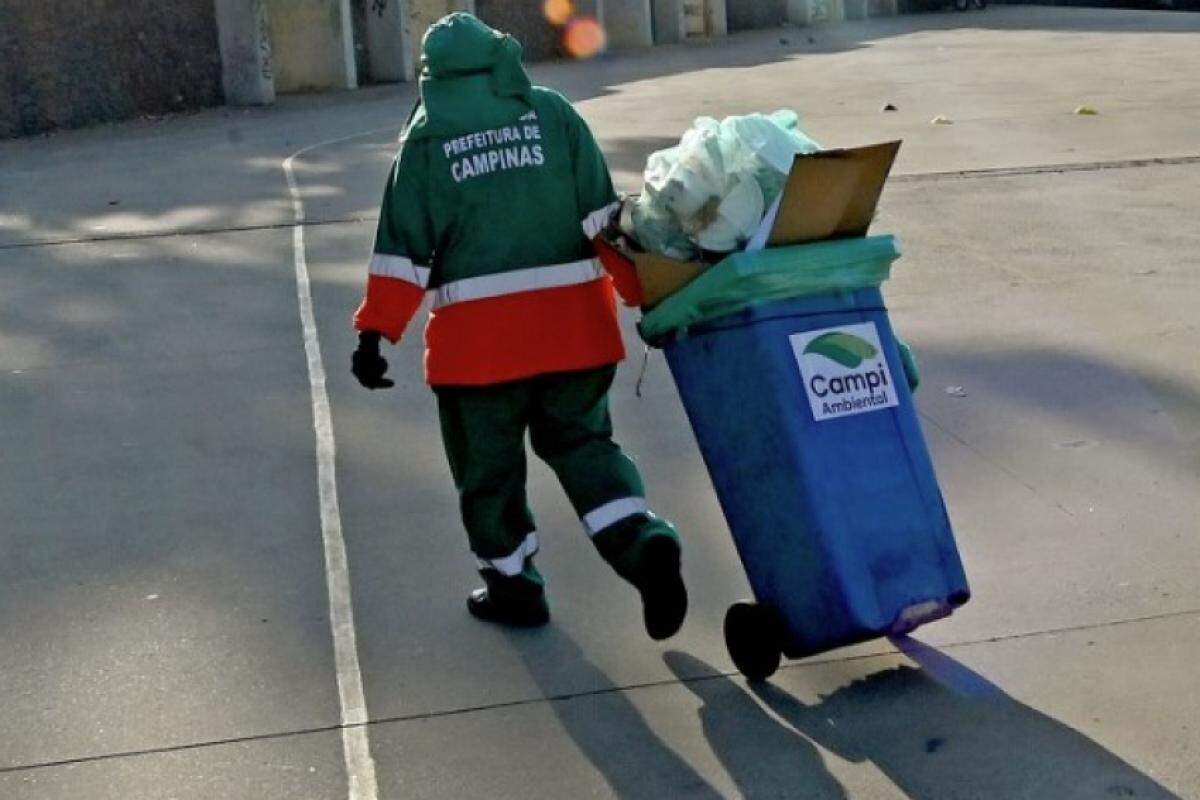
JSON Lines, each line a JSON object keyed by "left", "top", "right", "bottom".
{"left": 724, "top": 602, "right": 782, "bottom": 681}
{"left": 953, "top": 0, "right": 970, "bottom": 9}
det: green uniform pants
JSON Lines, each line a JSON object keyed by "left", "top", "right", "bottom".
{"left": 435, "top": 365, "right": 677, "bottom": 602}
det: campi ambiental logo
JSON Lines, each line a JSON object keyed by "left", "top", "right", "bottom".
{"left": 802, "top": 331, "right": 879, "bottom": 368}
{"left": 790, "top": 323, "right": 899, "bottom": 422}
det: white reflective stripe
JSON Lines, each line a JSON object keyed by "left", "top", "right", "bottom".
{"left": 369, "top": 253, "right": 431, "bottom": 288}
{"left": 582, "top": 497, "right": 649, "bottom": 537}
{"left": 476, "top": 532, "right": 539, "bottom": 577}
{"left": 581, "top": 201, "right": 620, "bottom": 239}
{"left": 432, "top": 259, "right": 603, "bottom": 309}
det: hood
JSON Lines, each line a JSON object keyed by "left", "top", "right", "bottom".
{"left": 405, "top": 13, "right": 534, "bottom": 142}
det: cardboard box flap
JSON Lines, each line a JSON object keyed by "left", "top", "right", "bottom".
{"left": 629, "top": 249, "right": 708, "bottom": 308}
{"left": 767, "top": 140, "right": 901, "bottom": 247}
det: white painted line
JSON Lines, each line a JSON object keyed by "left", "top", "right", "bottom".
{"left": 283, "top": 126, "right": 396, "bottom": 800}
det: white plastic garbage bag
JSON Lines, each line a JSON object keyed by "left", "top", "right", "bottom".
{"left": 695, "top": 175, "right": 764, "bottom": 252}
{"left": 630, "top": 110, "right": 820, "bottom": 259}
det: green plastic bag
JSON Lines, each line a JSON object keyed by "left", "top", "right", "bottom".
{"left": 638, "top": 235, "right": 901, "bottom": 343}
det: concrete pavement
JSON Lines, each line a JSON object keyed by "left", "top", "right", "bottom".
{"left": 1, "top": 7, "right": 1198, "bottom": 798}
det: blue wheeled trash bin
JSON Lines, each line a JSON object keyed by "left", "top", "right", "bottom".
{"left": 640, "top": 235, "right": 969, "bottom": 680}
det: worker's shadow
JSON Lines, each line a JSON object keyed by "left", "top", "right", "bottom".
{"left": 508, "top": 627, "right": 851, "bottom": 798}
{"left": 662, "top": 651, "right": 850, "bottom": 799}
{"left": 727, "top": 639, "right": 1179, "bottom": 800}
{"left": 506, "top": 626, "right": 724, "bottom": 799}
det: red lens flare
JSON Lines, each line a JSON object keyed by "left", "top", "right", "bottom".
{"left": 563, "top": 16, "right": 606, "bottom": 60}
{"left": 543, "top": 0, "right": 574, "bottom": 27}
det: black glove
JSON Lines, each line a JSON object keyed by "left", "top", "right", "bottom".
{"left": 351, "top": 330, "right": 394, "bottom": 390}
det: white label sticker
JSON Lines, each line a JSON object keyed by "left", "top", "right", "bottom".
{"left": 790, "top": 322, "right": 899, "bottom": 422}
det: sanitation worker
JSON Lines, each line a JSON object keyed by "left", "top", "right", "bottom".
{"left": 350, "top": 13, "right": 687, "bottom": 640}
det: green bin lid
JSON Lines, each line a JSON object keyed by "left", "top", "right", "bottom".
{"left": 638, "top": 234, "right": 901, "bottom": 343}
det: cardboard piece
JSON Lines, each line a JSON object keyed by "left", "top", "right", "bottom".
{"left": 626, "top": 140, "right": 902, "bottom": 308}
{"left": 630, "top": 250, "right": 708, "bottom": 309}
{"left": 767, "top": 140, "right": 901, "bottom": 246}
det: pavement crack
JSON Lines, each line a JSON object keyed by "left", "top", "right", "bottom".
{"left": 4, "top": 155, "right": 1199, "bottom": 253}
{"left": 1, "top": 343, "right": 300, "bottom": 375}
{"left": 892, "top": 154, "right": 1200, "bottom": 183}
{"left": 0, "top": 724, "right": 349, "bottom": 777}
{"left": 5, "top": 607, "right": 1197, "bottom": 777}
{"left": 0, "top": 216, "right": 366, "bottom": 252}
{"left": 318, "top": 606, "right": 1200, "bottom": 727}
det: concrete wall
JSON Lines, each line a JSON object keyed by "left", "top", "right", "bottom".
{"left": 993, "top": 0, "right": 1197, "bottom": 7}
{"left": 353, "top": 0, "right": 408, "bottom": 82}
{"left": 409, "top": 0, "right": 456, "bottom": 55}
{"left": 0, "top": 0, "right": 223, "bottom": 138}
{"left": 350, "top": 0, "right": 373, "bottom": 81}
{"left": 263, "top": 0, "right": 357, "bottom": 92}
{"left": 786, "top": 0, "right": 846, "bottom": 24}
{"left": 652, "top": 0, "right": 688, "bottom": 43}
{"left": 0, "top": 0, "right": 837, "bottom": 138}
{"left": 656, "top": 0, "right": 727, "bottom": 42}
{"left": 845, "top": 0, "right": 869, "bottom": 17}
{"left": 399, "top": 0, "right": 476, "bottom": 79}
{"left": 702, "top": 0, "right": 729, "bottom": 35}
{"left": 605, "top": 0, "right": 654, "bottom": 47}
{"left": 215, "top": 0, "right": 275, "bottom": 105}
{"left": 726, "top": 0, "right": 787, "bottom": 30}
{"left": 475, "top": 0, "right": 562, "bottom": 61}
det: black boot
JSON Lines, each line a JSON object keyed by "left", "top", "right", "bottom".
{"left": 634, "top": 535, "right": 688, "bottom": 641}
{"left": 467, "top": 587, "right": 550, "bottom": 628}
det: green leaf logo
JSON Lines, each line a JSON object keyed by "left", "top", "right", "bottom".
{"left": 803, "top": 332, "right": 878, "bottom": 368}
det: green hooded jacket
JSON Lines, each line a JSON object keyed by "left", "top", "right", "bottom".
{"left": 354, "top": 13, "right": 626, "bottom": 386}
